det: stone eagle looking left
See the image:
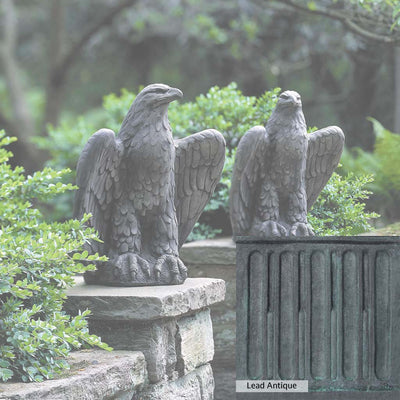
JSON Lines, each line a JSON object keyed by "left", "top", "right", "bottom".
{"left": 74, "top": 84, "right": 225, "bottom": 286}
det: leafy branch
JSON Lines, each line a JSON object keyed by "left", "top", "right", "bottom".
{"left": 268, "top": 0, "right": 400, "bottom": 44}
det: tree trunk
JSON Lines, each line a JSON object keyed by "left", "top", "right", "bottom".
{"left": 394, "top": 46, "right": 400, "bottom": 133}
{"left": 43, "top": 0, "right": 139, "bottom": 130}
{"left": 341, "top": 44, "right": 382, "bottom": 150}
{"left": 0, "top": 0, "right": 44, "bottom": 172}
{"left": 43, "top": 0, "right": 66, "bottom": 129}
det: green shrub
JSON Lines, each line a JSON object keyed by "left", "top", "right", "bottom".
{"left": 0, "top": 133, "right": 111, "bottom": 383}
{"left": 169, "top": 83, "right": 281, "bottom": 149}
{"left": 308, "top": 171, "right": 379, "bottom": 235}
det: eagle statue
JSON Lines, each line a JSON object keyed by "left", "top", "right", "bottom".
{"left": 230, "top": 90, "right": 344, "bottom": 238}
{"left": 74, "top": 84, "right": 225, "bottom": 286}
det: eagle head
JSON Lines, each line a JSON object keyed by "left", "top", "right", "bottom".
{"left": 119, "top": 84, "right": 183, "bottom": 138}
{"left": 277, "top": 90, "right": 302, "bottom": 109}
{"left": 136, "top": 84, "right": 183, "bottom": 109}
{"left": 267, "top": 89, "right": 306, "bottom": 130}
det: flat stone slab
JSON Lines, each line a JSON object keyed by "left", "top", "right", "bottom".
{"left": 0, "top": 350, "right": 146, "bottom": 400}
{"left": 65, "top": 277, "right": 225, "bottom": 321}
{"left": 180, "top": 237, "right": 235, "bottom": 265}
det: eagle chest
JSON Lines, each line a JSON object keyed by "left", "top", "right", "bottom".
{"left": 123, "top": 132, "right": 175, "bottom": 212}
{"left": 269, "top": 125, "right": 308, "bottom": 187}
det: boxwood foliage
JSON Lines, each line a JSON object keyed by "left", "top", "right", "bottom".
{"left": 308, "top": 171, "right": 379, "bottom": 236}
{"left": 0, "top": 132, "right": 111, "bottom": 383}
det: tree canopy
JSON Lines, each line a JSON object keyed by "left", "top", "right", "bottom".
{"left": 0, "top": 0, "right": 399, "bottom": 170}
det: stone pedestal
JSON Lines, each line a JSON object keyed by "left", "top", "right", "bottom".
{"left": 236, "top": 237, "right": 400, "bottom": 396}
{"left": 65, "top": 277, "right": 225, "bottom": 400}
{"left": 181, "top": 238, "right": 236, "bottom": 400}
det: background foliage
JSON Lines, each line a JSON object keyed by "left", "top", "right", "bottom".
{"left": 1, "top": 0, "right": 400, "bottom": 170}
{"left": 0, "top": 133, "right": 110, "bottom": 383}
{"left": 340, "top": 118, "right": 400, "bottom": 222}
{"left": 0, "top": 0, "right": 398, "bottom": 227}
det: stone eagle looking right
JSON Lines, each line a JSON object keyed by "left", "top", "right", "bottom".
{"left": 230, "top": 90, "right": 345, "bottom": 238}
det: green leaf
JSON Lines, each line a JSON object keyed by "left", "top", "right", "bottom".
{"left": 0, "top": 367, "right": 13, "bottom": 381}
{"left": 307, "top": 1, "right": 317, "bottom": 11}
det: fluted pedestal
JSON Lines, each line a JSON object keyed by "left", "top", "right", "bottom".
{"left": 236, "top": 237, "right": 400, "bottom": 396}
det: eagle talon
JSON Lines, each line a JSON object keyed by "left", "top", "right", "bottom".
{"left": 154, "top": 270, "right": 161, "bottom": 280}
{"left": 153, "top": 254, "right": 187, "bottom": 284}
{"left": 170, "top": 273, "right": 180, "bottom": 285}
{"left": 129, "top": 266, "right": 138, "bottom": 279}
{"left": 154, "top": 255, "right": 165, "bottom": 281}
{"left": 178, "top": 258, "right": 187, "bottom": 276}
{"left": 289, "top": 222, "right": 314, "bottom": 237}
{"left": 253, "top": 220, "right": 287, "bottom": 237}
{"left": 113, "top": 253, "right": 149, "bottom": 283}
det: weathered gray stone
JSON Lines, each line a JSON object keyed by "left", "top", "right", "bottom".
{"left": 86, "top": 310, "right": 215, "bottom": 384}
{"left": 0, "top": 350, "right": 146, "bottom": 400}
{"left": 236, "top": 237, "right": 400, "bottom": 393}
{"left": 65, "top": 277, "right": 225, "bottom": 386}
{"left": 181, "top": 238, "right": 236, "bottom": 372}
{"left": 180, "top": 237, "right": 236, "bottom": 265}
{"left": 88, "top": 318, "right": 178, "bottom": 383}
{"left": 65, "top": 276, "right": 225, "bottom": 321}
{"left": 138, "top": 364, "right": 214, "bottom": 400}
{"left": 176, "top": 309, "right": 214, "bottom": 375}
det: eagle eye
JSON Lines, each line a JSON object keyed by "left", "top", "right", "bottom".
{"left": 280, "top": 93, "right": 289, "bottom": 100}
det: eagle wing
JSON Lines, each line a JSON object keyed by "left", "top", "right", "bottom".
{"left": 229, "top": 126, "right": 266, "bottom": 237}
{"left": 306, "top": 126, "right": 345, "bottom": 211}
{"left": 73, "top": 128, "right": 123, "bottom": 253}
{"left": 174, "top": 129, "right": 225, "bottom": 247}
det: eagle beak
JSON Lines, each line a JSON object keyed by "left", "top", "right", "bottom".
{"left": 166, "top": 87, "right": 183, "bottom": 101}
{"left": 289, "top": 98, "right": 301, "bottom": 107}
